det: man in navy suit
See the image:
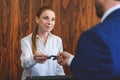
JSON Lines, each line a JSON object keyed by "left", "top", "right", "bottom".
{"left": 57, "top": 0, "right": 120, "bottom": 80}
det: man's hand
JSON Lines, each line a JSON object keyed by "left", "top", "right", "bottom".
{"left": 57, "top": 51, "right": 72, "bottom": 65}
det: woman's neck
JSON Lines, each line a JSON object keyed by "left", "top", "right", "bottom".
{"left": 37, "top": 31, "right": 49, "bottom": 46}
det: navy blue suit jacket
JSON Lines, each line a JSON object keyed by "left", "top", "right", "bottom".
{"left": 71, "top": 9, "right": 120, "bottom": 80}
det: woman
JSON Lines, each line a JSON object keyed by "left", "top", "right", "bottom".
{"left": 20, "top": 6, "right": 65, "bottom": 80}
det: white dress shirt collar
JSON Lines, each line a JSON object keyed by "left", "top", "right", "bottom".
{"left": 36, "top": 32, "right": 53, "bottom": 38}
{"left": 101, "top": 5, "right": 120, "bottom": 23}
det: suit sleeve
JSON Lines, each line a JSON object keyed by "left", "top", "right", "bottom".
{"left": 71, "top": 30, "right": 113, "bottom": 80}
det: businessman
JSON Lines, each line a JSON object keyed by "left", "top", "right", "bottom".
{"left": 57, "top": 0, "right": 120, "bottom": 80}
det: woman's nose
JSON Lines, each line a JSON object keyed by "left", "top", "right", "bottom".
{"left": 48, "top": 20, "right": 52, "bottom": 25}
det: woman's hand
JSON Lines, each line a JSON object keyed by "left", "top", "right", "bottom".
{"left": 34, "top": 52, "right": 49, "bottom": 63}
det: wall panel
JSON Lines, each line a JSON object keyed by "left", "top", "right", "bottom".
{"left": 0, "top": 0, "right": 100, "bottom": 80}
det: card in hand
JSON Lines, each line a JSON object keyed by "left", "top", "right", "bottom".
{"left": 48, "top": 55, "right": 57, "bottom": 60}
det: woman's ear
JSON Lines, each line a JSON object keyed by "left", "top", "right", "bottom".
{"left": 35, "top": 17, "right": 39, "bottom": 23}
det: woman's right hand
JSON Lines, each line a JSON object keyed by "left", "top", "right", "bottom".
{"left": 34, "top": 52, "right": 49, "bottom": 63}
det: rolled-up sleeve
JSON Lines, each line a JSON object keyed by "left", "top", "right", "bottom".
{"left": 20, "top": 39, "right": 36, "bottom": 69}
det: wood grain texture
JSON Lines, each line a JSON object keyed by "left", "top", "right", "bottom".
{"left": 0, "top": 0, "right": 100, "bottom": 80}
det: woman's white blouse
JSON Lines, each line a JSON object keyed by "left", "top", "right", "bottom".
{"left": 20, "top": 33, "right": 65, "bottom": 80}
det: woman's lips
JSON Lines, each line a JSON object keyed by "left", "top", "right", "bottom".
{"left": 46, "top": 26, "right": 52, "bottom": 29}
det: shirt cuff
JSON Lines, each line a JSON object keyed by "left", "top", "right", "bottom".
{"left": 67, "top": 55, "right": 74, "bottom": 66}
{"left": 23, "top": 56, "right": 36, "bottom": 69}
{"left": 28, "top": 56, "right": 36, "bottom": 65}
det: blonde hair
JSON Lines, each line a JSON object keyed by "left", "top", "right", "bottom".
{"left": 32, "top": 25, "right": 38, "bottom": 55}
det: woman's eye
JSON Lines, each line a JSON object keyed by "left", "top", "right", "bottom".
{"left": 43, "top": 16, "right": 55, "bottom": 21}
{"left": 52, "top": 18, "right": 55, "bottom": 21}
{"left": 43, "top": 16, "right": 49, "bottom": 19}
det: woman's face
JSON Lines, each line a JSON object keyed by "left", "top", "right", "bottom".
{"left": 36, "top": 10, "right": 55, "bottom": 33}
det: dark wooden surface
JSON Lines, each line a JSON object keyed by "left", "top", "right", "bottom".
{"left": 0, "top": 0, "right": 100, "bottom": 80}
{"left": 26, "top": 75, "right": 74, "bottom": 80}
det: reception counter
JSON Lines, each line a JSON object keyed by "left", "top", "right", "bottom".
{"left": 26, "top": 75, "right": 74, "bottom": 80}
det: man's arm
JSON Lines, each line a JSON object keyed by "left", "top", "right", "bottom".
{"left": 71, "top": 30, "right": 112, "bottom": 80}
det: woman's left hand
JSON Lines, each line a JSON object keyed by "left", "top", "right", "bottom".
{"left": 34, "top": 52, "right": 49, "bottom": 63}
